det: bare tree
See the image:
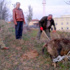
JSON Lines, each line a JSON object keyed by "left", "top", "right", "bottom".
{"left": 26, "top": 5, "right": 33, "bottom": 24}
{"left": 64, "top": 0, "right": 70, "bottom": 5}
{"left": 10, "top": 4, "right": 16, "bottom": 22}
{"left": 0, "top": 0, "right": 9, "bottom": 20}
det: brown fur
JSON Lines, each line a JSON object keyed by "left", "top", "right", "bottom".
{"left": 42, "top": 38, "right": 70, "bottom": 67}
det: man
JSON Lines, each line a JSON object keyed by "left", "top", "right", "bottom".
{"left": 13, "top": 2, "right": 25, "bottom": 39}
{"left": 0, "top": 27, "right": 9, "bottom": 50}
{"left": 38, "top": 14, "right": 56, "bottom": 40}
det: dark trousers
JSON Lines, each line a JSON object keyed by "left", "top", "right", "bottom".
{"left": 15, "top": 21, "right": 23, "bottom": 39}
{"left": 37, "top": 29, "right": 50, "bottom": 40}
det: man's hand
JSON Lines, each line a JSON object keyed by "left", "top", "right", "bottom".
{"left": 52, "top": 30, "right": 56, "bottom": 33}
{"left": 40, "top": 27, "right": 43, "bottom": 31}
{"left": 15, "top": 23, "right": 17, "bottom": 25}
{"left": 24, "top": 22, "right": 26, "bottom": 24}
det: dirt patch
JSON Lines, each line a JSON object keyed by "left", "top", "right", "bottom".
{"left": 24, "top": 67, "right": 33, "bottom": 70}
{"left": 21, "top": 50, "right": 39, "bottom": 60}
{"left": 16, "top": 47, "right": 22, "bottom": 51}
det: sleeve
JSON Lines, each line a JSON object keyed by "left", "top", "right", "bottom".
{"left": 39, "top": 16, "right": 46, "bottom": 27}
{"left": 39, "top": 17, "right": 46, "bottom": 23}
{"left": 52, "top": 19, "right": 56, "bottom": 30}
{"left": 13, "top": 9, "right": 17, "bottom": 25}
{"left": 22, "top": 10, "right": 25, "bottom": 24}
{"left": 23, "top": 13, "right": 25, "bottom": 24}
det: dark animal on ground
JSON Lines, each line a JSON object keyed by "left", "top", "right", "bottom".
{"left": 42, "top": 38, "right": 70, "bottom": 67}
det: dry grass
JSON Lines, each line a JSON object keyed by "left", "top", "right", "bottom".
{"left": 0, "top": 20, "right": 70, "bottom": 70}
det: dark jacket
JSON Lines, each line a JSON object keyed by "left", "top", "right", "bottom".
{"left": 39, "top": 16, "right": 56, "bottom": 31}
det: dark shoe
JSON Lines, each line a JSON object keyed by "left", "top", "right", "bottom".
{"left": 2, "top": 47, "right": 9, "bottom": 50}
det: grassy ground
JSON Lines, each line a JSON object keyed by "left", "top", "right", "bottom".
{"left": 0, "top": 20, "right": 70, "bottom": 70}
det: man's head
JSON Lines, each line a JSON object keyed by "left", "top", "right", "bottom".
{"left": 47, "top": 14, "right": 53, "bottom": 20}
{"left": 16, "top": 2, "right": 20, "bottom": 8}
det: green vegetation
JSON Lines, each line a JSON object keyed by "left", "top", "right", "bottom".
{"left": 0, "top": 20, "right": 70, "bottom": 70}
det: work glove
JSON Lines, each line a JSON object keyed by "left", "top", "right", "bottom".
{"left": 52, "top": 30, "right": 56, "bottom": 33}
{"left": 40, "top": 27, "right": 43, "bottom": 31}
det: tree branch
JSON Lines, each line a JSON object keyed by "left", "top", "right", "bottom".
{"left": 64, "top": 1, "right": 70, "bottom": 5}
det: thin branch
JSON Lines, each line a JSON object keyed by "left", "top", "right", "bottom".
{"left": 64, "top": 1, "right": 70, "bottom": 5}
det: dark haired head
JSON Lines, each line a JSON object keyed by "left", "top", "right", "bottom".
{"left": 48, "top": 14, "right": 53, "bottom": 17}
